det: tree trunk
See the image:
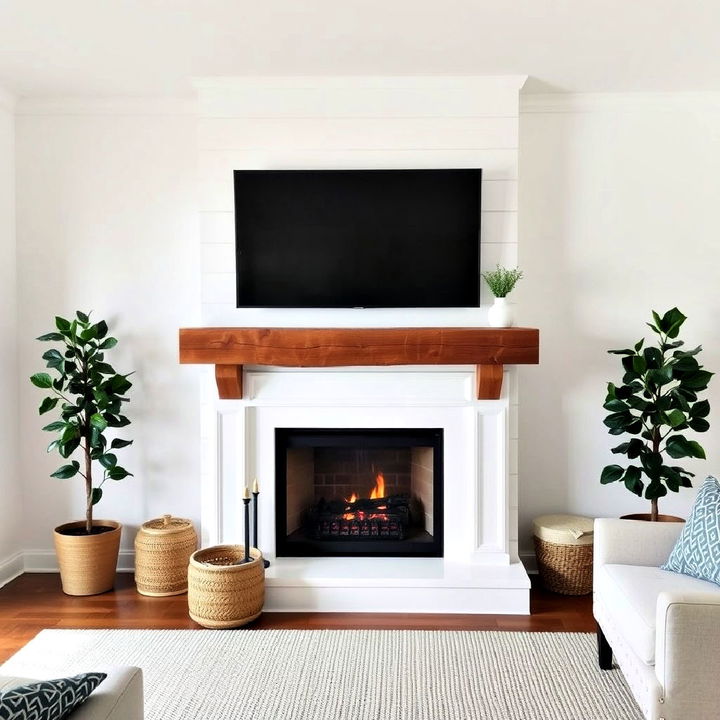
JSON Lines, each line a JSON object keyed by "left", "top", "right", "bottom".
{"left": 85, "top": 438, "right": 93, "bottom": 535}
{"left": 650, "top": 497, "right": 659, "bottom": 522}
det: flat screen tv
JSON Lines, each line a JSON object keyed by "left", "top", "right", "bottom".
{"left": 234, "top": 168, "right": 481, "bottom": 308}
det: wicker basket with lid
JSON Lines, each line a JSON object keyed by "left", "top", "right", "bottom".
{"left": 134, "top": 514, "right": 198, "bottom": 597}
{"left": 532, "top": 514, "right": 594, "bottom": 595}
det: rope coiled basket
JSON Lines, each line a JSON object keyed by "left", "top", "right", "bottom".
{"left": 188, "top": 545, "right": 265, "bottom": 628}
{"left": 533, "top": 514, "right": 594, "bottom": 596}
{"left": 134, "top": 515, "right": 198, "bottom": 597}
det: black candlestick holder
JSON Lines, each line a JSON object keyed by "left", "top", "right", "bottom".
{"left": 253, "top": 490, "right": 271, "bottom": 568}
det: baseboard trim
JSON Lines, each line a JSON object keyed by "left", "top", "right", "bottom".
{"left": 0, "top": 551, "right": 25, "bottom": 589}
{"left": 22, "top": 549, "right": 135, "bottom": 574}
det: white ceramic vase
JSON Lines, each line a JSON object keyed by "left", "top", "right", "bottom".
{"left": 488, "top": 297, "right": 514, "bottom": 328}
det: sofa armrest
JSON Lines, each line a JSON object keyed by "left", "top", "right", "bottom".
{"left": 593, "top": 518, "right": 682, "bottom": 569}
{"left": 655, "top": 591, "right": 720, "bottom": 719}
{"left": 70, "top": 666, "right": 143, "bottom": 720}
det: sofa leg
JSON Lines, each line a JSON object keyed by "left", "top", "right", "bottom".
{"left": 597, "top": 624, "right": 613, "bottom": 670}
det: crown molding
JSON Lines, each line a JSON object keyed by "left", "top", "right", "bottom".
{"left": 521, "top": 91, "right": 720, "bottom": 114}
{"left": 192, "top": 75, "right": 529, "bottom": 92}
{"left": 15, "top": 96, "right": 196, "bottom": 117}
{"left": 0, "top": 86, "right": 15, "bottom": 114}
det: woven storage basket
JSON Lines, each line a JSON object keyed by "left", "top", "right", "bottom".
{"left": 134, "top": 514, "right": 198, "bottom": 597}
{"left": 533, "top": 514, "right": 594, "bottom": 596}
{"left": 188, "top": 545, "right": 265, "bottom": 628}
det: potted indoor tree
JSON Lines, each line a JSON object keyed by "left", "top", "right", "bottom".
{"left": 481, "top": 265, "right": 524, "bottom": 327}
{"left": 30, "top": 311, "right": 133, "bottom": 595}
{"left": 600, "top": 308, "right": 712, "bottom": 521}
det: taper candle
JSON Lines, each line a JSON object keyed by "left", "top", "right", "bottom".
{"left": 242, "top": 486, "right": 251, "bottom": 563}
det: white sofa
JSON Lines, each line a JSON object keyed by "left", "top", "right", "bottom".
{"left": 0, "top": 666, "right": 143, "bottom": 720}
{"left": 594, "top": 518, "right": 720, "bottom": 720}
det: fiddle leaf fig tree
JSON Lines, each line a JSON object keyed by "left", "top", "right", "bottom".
{"left": 30, "top": 311, "right": 134, "bottom": 535}
{"left": 601, "top": 308, "right": 712, "bottom": 521}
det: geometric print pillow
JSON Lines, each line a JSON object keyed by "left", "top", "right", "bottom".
{"left": 662, "top": 476, "right": 720, "bottom": 585}
{"left": 0, "top": 672, "right": 106, "bottom": 720}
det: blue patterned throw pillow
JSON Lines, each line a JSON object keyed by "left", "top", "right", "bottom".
{"left": 662, "top": 476, "right": 720, "bottom": 585}
{"left": 0, "top": 672, "right": 106, "bottom": 720}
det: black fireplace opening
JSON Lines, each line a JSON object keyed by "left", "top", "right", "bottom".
{"left": 275, "top": 428, "right": 443, "bottom": 558}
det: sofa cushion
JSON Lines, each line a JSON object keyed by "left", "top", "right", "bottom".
{"left": 0, "top": 672, "right": 106, "bottom": 720}
{"left": 595, "top": 564, "right": 720, "bottom": 664}
{"left": 662, "top": 476, "right": 720, "bottom": 585}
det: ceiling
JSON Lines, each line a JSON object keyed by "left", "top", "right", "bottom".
{"left": 1, "top": 0, "right": 718, "bottom": 97}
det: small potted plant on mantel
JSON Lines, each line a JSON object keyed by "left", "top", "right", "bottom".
{"left": 600, "top": 308, "right": 712, "bottom": 521}
{"left": 30, "top": 311, "right": 134, "bottom": 595}
{"left": 481, "top": 265, "right": 523, "bottom": 327}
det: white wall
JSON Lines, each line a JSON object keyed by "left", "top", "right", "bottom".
{"left": 517, "top": 94, "right": 720, "bottom": 559}
{"left": 15, "top": 100, "right": 202, "bottom": 567}
{"left": 0, "top": 88, "right": 22, "bottom": 585}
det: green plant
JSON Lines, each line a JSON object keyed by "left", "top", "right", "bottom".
{"left": 601, "top": 308, "right": 712, "bottom": 521}
{"left": 481, "top": 265, "right": 524, "bottom": 298}
{"left": 30, "top": 311, "right": 134, "bottom": 535}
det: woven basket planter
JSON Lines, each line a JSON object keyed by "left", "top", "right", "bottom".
{"left": 533, "top": 514, "right": 594, "bottom": 596}
{"left": 54, "top": 520, "right": 122, "bottom": 596}
{"left": 134, "top": 515, "right": 198, "bottom": 597}
{"left": 188, "top": 545, "right": 265, "bottom": 628}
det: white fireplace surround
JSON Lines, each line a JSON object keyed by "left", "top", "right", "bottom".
{"left": 200, "top": 366, "right": 530, "bottom": 613}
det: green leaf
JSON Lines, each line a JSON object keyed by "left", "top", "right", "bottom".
{"left": 610, "top": 442, "right": 630, "bottom": 454}
{"left": 690, "top": 399, "right": 711, "bottom": 418}
{"left": 58, "top": 437, "right": 80, "bottom": 458}
{"left": 55, "top": 316, "right": 71, "bottom": 333}
{"left": 41, "top": 420, "right": 66, "bottom": 432}
{"left": 98, "top": 337, "right": 118, "bottom": 350}
{"left": 623, "top": 466, "right": 644, "bottom": 496}
{"left": 50, "top": 461, "right": 80, "bottom": 479}
{"left": 682, "top": 370, "right": 713, "bottom": 391}
{"left": 39, "top": 396, "right": 59, "bottom": 415}
{"left": 634, "top": 338, "right": 645, "bottom": 353}
{"left": 91, "top": 487, "right": 103, "bottom": 505}
{"left": 95, "top": 320, "right": 108, "bottom": 340}
{"left": 640, "top": 450, "right": 663, "bottom": 475}
{"left": 107, "top": 466, "right": 132, "bottom": 480}
{"left": 645, "top": 480, "right": 668, "bottom": 500}
{"left": 30, "top": 373, "right": 53, "bottom": 389}
{"left": 649, "top": 365, "right": 673, "bottom": 386}
{"left": 608, "top": 349, "right": 635, "bottom": 356}
{"left": 76, "top": 310, "right": 90, "bottom": 323}
{"left": 665, "top": 409, "right": 687, "bottom": 428}
{"left": 603, "top": 398, "right": 629, "bottom": 412}
{"left": 80, "top": 325, "right": 98, "bottom": 341}
{"left": 643, "top": 346, "right": 662, "bottom": 369}
{"left": 110, "top": 438, "right": 133, "bottom": 449}
{"left": 36, "top": 332, "right": 65, "bottom": 342}
{"left": 688, "top": 417, "right": 710, "bottom": 433}
{"left": 99, "top": 453, "right": 117, "bottom": 469}
{"left": 661, "top": 308, "right": 687, "bottom": 339}
{"left": 601, "top": 465, "right": 624, "bottom": 484}
{"left": 603, "top": 412, "right": 634, "bottom": 431}
{"left": 666, "top": 435, "right": 707, "bottom": 459}
{"left": 90, "top": 413, "right": 108, "bottom": 431}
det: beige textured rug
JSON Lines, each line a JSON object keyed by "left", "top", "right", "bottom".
{"left": 1, "top": 629, "right": 642, "bottom": 719}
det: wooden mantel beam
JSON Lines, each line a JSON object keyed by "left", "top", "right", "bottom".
{"left": 179, "top": 327, "right": 539, "bottom": 400}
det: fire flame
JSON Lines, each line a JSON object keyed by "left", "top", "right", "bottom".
{"left": 369, "top": 472, "right": 385, "bottom": 500}
{"left": 344, "top": 472, "right": 386, "bottom": 503}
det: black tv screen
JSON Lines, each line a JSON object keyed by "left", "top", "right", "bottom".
{"left": 234, "top": 169, "right": 481, "bottom": 308}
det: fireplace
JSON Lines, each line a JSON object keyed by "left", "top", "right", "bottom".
{"left": 275, "top": 428, "right": 443, "bottom": 557}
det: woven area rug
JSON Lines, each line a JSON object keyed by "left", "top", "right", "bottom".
{"left": 1, "top": 629, "right": 642, "bottom": 719}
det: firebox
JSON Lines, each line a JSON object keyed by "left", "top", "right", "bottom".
{"left": 275, "top": 428, "right": 443, "bottom": 557}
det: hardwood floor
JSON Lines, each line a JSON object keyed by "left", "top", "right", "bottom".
{"left": 0, "top": 573, "right": 594, "bottom": 664}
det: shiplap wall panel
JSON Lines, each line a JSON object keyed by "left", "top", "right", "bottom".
{"left": 199, "top": 149, "right": 518, "bottom": 212}
{"left": 198, "top": 117, "right": 519, "bottom": 151}
{"left": 196, "top": 77, "right": 522, "bottom": 118}
{"left": 195, "top": 77, "right": 525, "bottom": 561}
